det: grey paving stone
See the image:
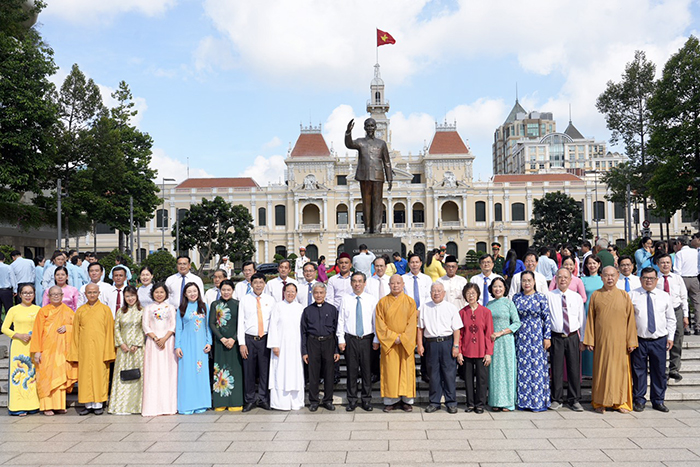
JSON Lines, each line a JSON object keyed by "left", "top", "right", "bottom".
{"left": 389, "top": 439, "right": 470, "bottom": 451}
{"left": 351, "top": 430, "right": 427, "bottom": 440}
{"left": 273, "top": 430, "right": 351, "bottom": 441}
{"left": 198, "top": 431, "right": 276, "bottom": 442}
{"left": 532, "top": 418, "right": 612, "bottom": 429}
{"left": 121, "top": 431, "right": 204, "bottom": 442}
{"left": 345, "top": 450, "right": 433, "bottom": 464}
{"left": 549, "top": 437, "right": 640, "bottom": 449}
{"left": 258, "top": 451, "right": 347, "bottom": 464}
{"left": 389, "top": 420, "right": 462, "bottom": 430}
{"left": 308, "top": 439, "right": 388, "bottom": 451}
{"left": 0, "top": 441, "right": 78, "bottom": 452}
{"left": 604, "top": 417, "right": 687, "bottom": 427}
{"left": 502, "top": 428, "right": 584, "bottom": 439}
{"left": 171, "top": 422, "right": 244, "bottom": 432}
{"left": 50, "top": 431, "right": 130, "bottom": 442}
{"left": 603, "top": 448, "right": 700, "bottom": 461}
{"left": 216, "top": 413, "right": 287, "bottom": 423}
{"left": 630, "top": 437, "right": 700, "bottom": 449}
{"left": 518, "top": 448, "right": 611, "bottom": 462}
{"left": 91, "top": 452, "right": 180, "bottom": 464}
{"left": 244, "top": 421, "right": 318, "bottom": 431}
{"left": 426, "top": 429, "right": 505, "bottom": 440}
{"left": 656, "top": 427, "right": 700, "bottom": 437}
{"left": 459, "top": 419, "right": 536, "bottom": 429}
{"left": 0, "top": 453, "right": 19, "bottom": 464}
{"left": 4, "top": 452, "right": 98, "bottom": 465}
{"left": 431, "top": 449, "right": 521, "bottom": 463}
{"left": 316, "top": 421, "right": 387, "bottom": 431}
{"left": 175, "top": 452, "right": 264, "bottom": 464}
{"left": 103, "top": 422, "right": 179, "bottom": 432}
{"left": 283, "top": 412, "right": 354, "bottom": 422}
{"left": 571, "top": 463, "right": 664, "bottom": 467}
{"left": 677, "top": 417, "right": 700, "bottom": 426}
{"left": 354, "top": 412, "right": 422, "bottom": 422}
{"left": 30, "top": 423, "right": 110, "bottom": 432}
{"left": 469, "top": 438, "right": 557, "bottom": 450}
{"left": 0, "top": 432, "right": 57, "bottom": 442}
{"left": 226, "top": 440, "right": 309, "bottom": 451}
{"left": 68, "top": 441, "right": 155, "bottom": 452}
{"left": 147, "top": 441, "right": 231, "bottom": 452}
{"left": 578, "top": 427, "right": 663, "bottom": 438}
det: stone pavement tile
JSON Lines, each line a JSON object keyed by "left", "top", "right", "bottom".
{"left": 477, "top": 464, "right": 573, "bottom": 467}
{"left": 0, "top": 424, "right": 45, "bottom": 433}
{"left": 489, "top": 410, "right": 564, "bottom": 420}
{"left": 127, "top": 465, "right": 207, "bottom": 467}
{"left": 352, "top": 430, "right": 426, "bottom": 440}
{"left": 175, "top": 452, "right": 263, "bottom": 464}
{"left": 91, "top": 453, "right": 181, "bottom": 465}
{"left": 605, "top": 417, "right": 686, "bottom": 428}
{"left": 147, "top": 441, "right": 231, "bottom": 452}
{"left": 630, "top": 408, "right": 684, "bottom": 419}
{"left": 345, "top": 450, "right": 433, "bottom": 464}
{"left": 518, "top": 449, "right": 610, "bottom": 462}
{"left": 103, "top": 422, "right": 179, "bottom": 432}
{"left": 549, "top": 437, "right": 639, "bottom": 449}
{"left": 29, "top": 422, "right": 109, "bottom": 432}
{"left": 212, "top": 465, "right": 298, "bottom": 467}
{"left": 0, "top": 454, "right": 19, "bottom": 464}
{"left": 532, "top": 418, "right": 611, "bottom": 429}
{"left": 0, "top": 441, "right": 78, "bottom": 453}
{"left": 301, "top": 464, "right": 387, "bottom": 467}
{"left": 431, "top": 449, "right": 521, "bottom": 463}
{"left": 316, "top": 421, "right": 387, "bottom": 431}
{"left": 226, "top": 440, "right": 309, "bottom": 452}
{"left": 630, "top": 437, "right": 700, "bottom": 449}
{"left": 171, "top": 423, "right": 244, "bottom": 432}
{"left": 656, "top": 427, "right": 700, "bottom": 437}
{"left": 284, "top": 413, "right": 354, "bottom": 422}
{"left": 389, "top": 439, "right": 470, "bottom": 451}
{"left": 258, "top": 451, "right": 346, "bottom": 464}
{"left": 556, "top": 409, "right": 613, "bottom": 419}
{"left": 459, "top": 420, "right": 536, "bottom": 430}
{"left": 307, "top": 440, "right": 387, "bottom": 451}
{"left": 419, "top": 410, "right": 493, "bottom": 421}
{"left": 0, "top": 432, "right": 58, "bottom": 442}
{"left": 150, "top": 414, "right": 222, "bottom": 423}
{"left": 122, "top": 432, "right": 205, "bottom": 442}
{"left": 389, "top": 421, "right": 461, "bottom": 430}
{"left": 354, "top": 412, "right": 422, "bottom": 422}
{"left": 691, "top": 448, "right": 700, "bottom": 457}
{"left": 216, "top": 413, "right": 287, "bottom": 423}
{"left": 571, "top": 463, "right": 664, "bottom": 467}
{"left": 664, "top": 462, "right": 700, "bottom": 467}
{"left": 274, "top": 430, "right": 351, "bottom": 441}
{"left": 51, "top": 432, "right": 130, "bottom": 442}
{"left": 82, "top": 415, "right": 150, "bottom": 424}
{"left": 502, "top": 428, "right": 583, "bottom": 439}
{"left": 244, "top": 422, "right": 317, "bottom": 432}
{"left": 426, "top": 429, "right": 505, "bottom": 440}
{"left": 199, "top": 431, "right": 276, "bottom": 442}
{"left": 578, "top": 427, "right": 662, "bottom": 438}
{"left": 4, "top": 452, "right": 98, "bottom": 465}
{"left": 469, "top": 439, "right": 556, "bottom": 451}
{"left": 677, "top": 417, "right": 700, "bottom": 426}
{"left": 68, "top": 441, "right": 155, "bottom": 452}
{"left": 603, "top": 448, "right": 700, "bottom": 461}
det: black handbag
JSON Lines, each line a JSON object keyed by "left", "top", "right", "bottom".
{"left": 120, "top": 368, "right": 141, "bottom": 381}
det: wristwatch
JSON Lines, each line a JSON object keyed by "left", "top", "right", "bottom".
{"left": 452, "top": 345, "right": 459, "bottom": 348}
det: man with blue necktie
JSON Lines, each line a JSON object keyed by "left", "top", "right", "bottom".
{"left": 470, "top": 254, "right": 502, "bottom": 306}
{"left": 165, "top": 255, "right": 204, "bottom": 308}
{"left": 402, "top": 254, "right": 432, "bottom": 382}
{"left": 616, "top": 255, "right": 641, "bottom": 293}
{"left": 296, "top": 262, "right": 319, "bottom": 308}
{"left": 233, "top": 261, "right": 256, "bottom": 301}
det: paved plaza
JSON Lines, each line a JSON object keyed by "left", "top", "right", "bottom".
{"left": 0, "top": 401, "right": 699, "bottom": 467}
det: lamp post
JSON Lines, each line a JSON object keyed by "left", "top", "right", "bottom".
{"left": 161, "top": 178, "right": 175, "bottom": 250}
{"left": 594, "top": 168, "right": 600, "bottom": 239}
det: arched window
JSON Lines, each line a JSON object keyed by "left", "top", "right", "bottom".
{"left": 441, "top": 201, "right": 459, "bottom": 222}
{"left": 258, "top": 207, "right": 267, "bottom": 226}
{"left": 356, "top": 203, "right": 364, "bottom": 225}
{"left": 476, "top": 242, "right": 487, "bottom": 254}
{"left": 446, "top": 241, "right": 458, "bottom": 258}
{"left": 177, "top": 209, "right": 188, "bottom": 224}
{"left": 275, "top": 205, "right": 286, "bottom": 226}
{"left": 613, "top": 202, "right": 624, "bottom": 220}
{"left": 512, "top": 203, "right": 525, "bottom": 221}
{"left": 412, "top": 202, "right": 424, "bottom": 223}
{"left": 375, "top": 91, "right": 381, "bottom": 104}
{"left": 494, "top": 203, "right": 503, "bottom": 222}
{"left": 336, "top": 204, "right": 348, "bottom": 225}
{"left": 337, "top": 244, "right": 345, "bottom": 256}
{"left": 302, "top": 204, "right": 320, "bottom": 225}
{"left": 593, "top": 201, "right": 606, "bottom": 220}
{"left": 156, "top": 209, "right": 168, "bottom": 229}
{"left": 305, "top": 245, "right": 319, "bottom": 261}
{"left": 275, "top": 245, "right": 287, "bottom": 258}
{"left": 393, "top": 202, "right": 406, "bottom": 224}
{"left": 475, "top": 201, "right": 486, "bottom": 222}
{"left": 414, "top": 242, "right": 426, "bottom": 263}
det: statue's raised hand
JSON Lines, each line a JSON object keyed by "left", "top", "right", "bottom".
{"left": 346, "top": 119, "right": 354, "bottom": 133}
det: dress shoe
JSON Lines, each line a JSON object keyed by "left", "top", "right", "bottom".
{"left": 242, "top": 402, "right": 255, "bottom": 412}
{"left": 446, "top": 406, "right": 458, "bottom": 414}
{"left": 633, "top": 403, "right": 645, "bottom": 412}
{"left": 424, "top": 404, "right": 440, "bottom": 413}
{"left": 361, "top": 402, "right": 373, "bottom": 412}
{"left": 474, "top": 407, "right": 484, "bottom": 414}
{"left": 652, "top": 403, "right": 669, "bottom": 413}
{"left": 695, "top": 329, "right": 700, "bottom": 336}
{"left": 257, "top": 401, "right": 271, "bottom": 411}
{"left": 93, "top": 408, "right": 104, "bottom": 415}
{"left": 346, "top": 403, "right": 356, "bottom": 412}
{"left": 684, "top": 328, "right": 691, "bottom": 336}
{"left": 383, "top": 404, "right": 396, "bottom": 413}
{"left": 401, "top": 403, "right": 413, "bottom": 412}
{"left": 464, "top": 406, "right": 474, "bottom": 413}
{"left": 668, "top": 372, "right": 683, "bottom": 382}
{"left": 322, "top": 402, "right": 335, "bottom": 411}
{"left": 570, "top": 402, "right": 584, "bottom": 412}
{"left": 371, "top": 374, "right": 380, "bottom": 384}
{"left": 309, "top": 403, "right": 319, "bottom": 412}
{"left": 78, "top": 408, "right": 91, "bottom": 416}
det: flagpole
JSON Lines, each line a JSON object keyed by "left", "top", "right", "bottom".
{"left": 376, "top": 28, "right": 379, "bottom": 64}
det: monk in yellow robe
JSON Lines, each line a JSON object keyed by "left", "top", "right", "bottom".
{"left": 584, "top": 266, "right": 638, "bottom": 414}
{"left": 375, "top": 275, "right": 417, "bottom": 412}
{"left": 68, "top": 283, "right": 116, "bottom": 415}
{"left": 30, "top": 286, "right": 79, "bottom": 416}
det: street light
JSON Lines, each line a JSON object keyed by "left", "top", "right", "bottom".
{"left": 161, "top": 177, "right": 176, "bottom": 250}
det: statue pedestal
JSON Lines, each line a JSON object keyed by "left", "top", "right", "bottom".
{"left": 344, "top": 234, "right": 401, "bottom": 259}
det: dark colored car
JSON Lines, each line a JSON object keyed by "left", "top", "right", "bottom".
{"left": 256, "top": 263, "right": 279, "bottom": 275}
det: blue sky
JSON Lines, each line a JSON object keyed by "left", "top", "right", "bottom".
{"left": 39, "top": 0, "right": 700, "bottom": 184}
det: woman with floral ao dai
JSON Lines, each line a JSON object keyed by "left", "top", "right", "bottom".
{"left": 209, "top": 279, "right": 244, "bottom": 411}
{"left": 109, "top": 286, "right": 145, "bottom": 415}
{"left": 486, "top": 277, "right": 521, "bottom": 412}
{"left": 175, "top": 283, "right": 212, "bottom": 414}
{"left": 267, "top": 283, "right": 305, "bottom": 410}
{"left": 141, "top": 283, "right": 177, "bottom": 417}
{"left": 2, "top": 284, "right": 41, "bottom": 416}
{"left": 41, "top": 266, "right": 80, "bottom": 311}
{"left": 512, "top": 271, "right": 551, "bottom": 411}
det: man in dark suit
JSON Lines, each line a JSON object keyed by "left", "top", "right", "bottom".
{"left": 345, "top": 118, "right": 392, "bottom": 234}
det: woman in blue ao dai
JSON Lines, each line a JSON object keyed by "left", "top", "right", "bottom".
{"left": 175, "top": 283, "right": 212, "bottom": 414}
{"left": 512, "top": 271, "right": 551, "bottom": 411}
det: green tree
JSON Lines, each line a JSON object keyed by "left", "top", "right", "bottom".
{"left": 530, "top": 191, "right": 592, "bottom": 247}
{"left": 647, "top": 36, "right": 700, "bottom": 223}
{"left": 140, "top": 251, "right": 177, "bottom": 283}
{"left": 176, "top": 197, "right": 254, "bottom": 275}
{"left": 596, "top": 50, "right": 656, "bottom": 216}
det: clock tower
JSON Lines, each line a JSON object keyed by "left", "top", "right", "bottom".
{"left": 366, "top": 63, "right": 391, "bottom": 148}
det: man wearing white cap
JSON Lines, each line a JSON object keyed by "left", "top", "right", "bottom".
{"left": 295, "top": 247, "right": 310, "bottom": 280}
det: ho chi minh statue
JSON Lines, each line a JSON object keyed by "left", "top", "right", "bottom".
{"left": 345, "top": 118, "right": 393, "bottom": 234}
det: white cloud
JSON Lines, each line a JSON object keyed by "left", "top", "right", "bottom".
{"left": 262, "top": 136, "right": 282, "bottom": 150}
{"left": 193, "top": 36, "right": 237, "bottom": 73}
{"left": 150, "top": 148, "right": 213, "bottom": 183}
{"left": 388, "top": 111, "right": 436, "bottom": 153}
{"left": 239, "top": 155, "right": 287, "bottom": 186}
{"left": 323, "top": 104, "right": 358, "bottom": 154}
{"left": 42, "top": 0, "right": 177, "bottom": 23}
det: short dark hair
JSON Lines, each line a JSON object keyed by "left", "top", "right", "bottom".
{"left": 373, "top": 256, "right": 386, "bottom": 266}
{"left": 479, "top": 254, "right": 494, "bottom": 263}
{"left": 640, "top": 266, "right": 658, "bottom": 277}
{"left": 88, "top": 262, "right": 104, "bottom": 273}
{"left": 151, "top": 282, "right": 169, "bottom": 301}
{"left": 538, "top": 246, "right": 550, "bottom": 256}
{"left": 524, "top": 250, "right": 538, "bottom": 262}
{"left": 351, "top": 271, "right": 366, "bottom": 282}
{"left": 176, "top": 255, "right": 191, "bottom": 263}
{"left": 220, "top": 279, "right": 234, "bottom": 290}
{"left": 242, "top": 260, "right": 256, "bottom": 270}
{"left": 407, "top": 253, "right": 421, "bottom": 263}
{"left": 278, "top": 259, "right": 291, "bottom": 269}
{"left": 655, "top": 253, "right": 672, "bottom": 264}
{"left": 393, "top": 252, "right": 400, "bottom": 257}
{"left": 10, "top": 250, "right": 21, "bottom": 257}
{"left": 359, "top": 244, "right": 368, "bottom": 251}
{"left": 303, "top": 262, "right": 318, "bottom": 271}
{"left": 70, "top": 256, "right": 80, "bottom": 265}
{"left": 582, "top": 240, "right": 592, "bottom": 249}
{"left": 250, "top": 272, "right": 266, "bottom": 283}
{"left": 0, "top": 252, "right": 5, "bottom": 261}
{"left": 618, "top": 255, "right": 635, "bottom": 267}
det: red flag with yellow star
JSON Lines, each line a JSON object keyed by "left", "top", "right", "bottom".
{"left": 377, "top": 29, "right": 396, "bottom": 46}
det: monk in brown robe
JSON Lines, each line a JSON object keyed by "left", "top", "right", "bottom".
{"left": 584, "top": 266, "right": 638, "bottom": 413}
{"left": 68, "top": 283, "right": 115, "bottom": 415}
{"left": 30, "top": 286, "right": 79, "bottom": 416}
{"left": 375, "top": 275, "right": 417, "bottom": 412}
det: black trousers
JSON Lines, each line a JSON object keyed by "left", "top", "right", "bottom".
{"left": 632, "top": 336, "right": 667, "bottom": 406}
{"left": 15, "top": 283, "right": 32, "bottom": 305}
{"left": 426, "top": 339, "right": 457, "bottom": 407}
{"left": 307, "top": 336, "right": 335, "bottom": 404}
{"left": 345, "top": 333, "right": 373, "bottom": 405}
{"left": 550, "top": 332, "right": 581, "bottom": 404}
{"left": 0, "top": 289, "right": 12, "bottom": 325}
{"left": 464, "top": 357, "right": 488, "bottom": 409}
{"left": 243, "top": 334, "right": 271, "bottom": 404}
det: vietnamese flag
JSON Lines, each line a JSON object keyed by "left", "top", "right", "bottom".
{"left": 377, "top": 29, "right": 396, "bottom": 46}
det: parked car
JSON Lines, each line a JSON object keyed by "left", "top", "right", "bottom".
{"left": 256, "top": 263, "right": 279, "bottom": 275}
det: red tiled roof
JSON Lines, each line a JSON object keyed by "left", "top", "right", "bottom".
{"left": 290, "top": 133, "right": 331, "bottom": 157}
{"left": 176, "top": 178, "right": 259, "bottom": 189}
{"left": 492, "top": 174, "right": 582, "bottom": 183}
{"left": 428, "top": 131, "right": 469, "bottom": 154}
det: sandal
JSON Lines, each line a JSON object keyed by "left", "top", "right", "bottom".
{"left": 502, "top": 408, "right": 510, "bottom": 412}
{"left": 43, "top": 410, "right": 54, "bottom": 416}
{"left": 492, "top": 407, "right": 502, "bottom": 412}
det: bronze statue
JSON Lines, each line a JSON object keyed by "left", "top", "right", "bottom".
{"left": 345, "top": 118, "right": 392, "bottom": 234}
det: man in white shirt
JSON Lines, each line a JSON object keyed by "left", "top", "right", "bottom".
{"left": 165, "top": 255, "right": 205, "bottom": 308}
{"left": 629, "top": 267, "right": 676, "bottom": 413}
{"left": 403, "top": 254, "right": 432, "bottom": 310}
{"left": 237, "top": 273, "right": 275, "bottom": 412}
{"left": 337, "top": 272, "right": 379, "bottom": 412}
{"left": 294, "top": 247, "right": 310, "bottom": 280}
{"left": 674, "top": 236, "right": 700, "bottom": 335}
{"left": 366, "top": 256, "right": 391, "bottom": 301}
{"left": 616, "top": 255, "right": 642, "bottom": 293}
{"left": 535, "top": 247, "right": 558, "bottom": 282}
{"left": 106, "top": 266, "right": 129, "bottom": 318}
{"left": 656, "top": 254, "right": 689, "bottom": 381}
{"left": 205, "top": 269, "right": 227, "bottom": 309}
{"left": 233, "top": 261, "right": 256, "bottom": 301}
{"left": 9, "top": 250, "right": 34, "bottom": 305}
{"left": 352, "top": 244, "right": 376, "bottom": 277}
{"left": 546, "top": 268, "right": 585, "bottom": 412}
{"left": 580, "top": 241, "right": 592, "bottom": 275}
{"left": 417, "top": 282, "right": 463, "bottom": 414}
{"left": 509, "top": 251, "right": 548, "bottom": 299}
{"left": 263, "top": 259, "right": 298, "bottom": 303}
{"left": 438, "top": 255, "right": 467, "bottom": 310}
{"left": 469, "top": 254, "right": 502, "bottom": 306}
{"left": 78, "top": 262, "right": 115, "bottom": 309}
{"left": 327, "top": 253, "right": 353, "bottom": 309}
{"left": 296, "top": 262, "right": 318, "bottom": 308}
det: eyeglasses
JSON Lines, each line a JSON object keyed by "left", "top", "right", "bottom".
{"left": 20, "top": 292, "right": 34, "bottom": 296}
